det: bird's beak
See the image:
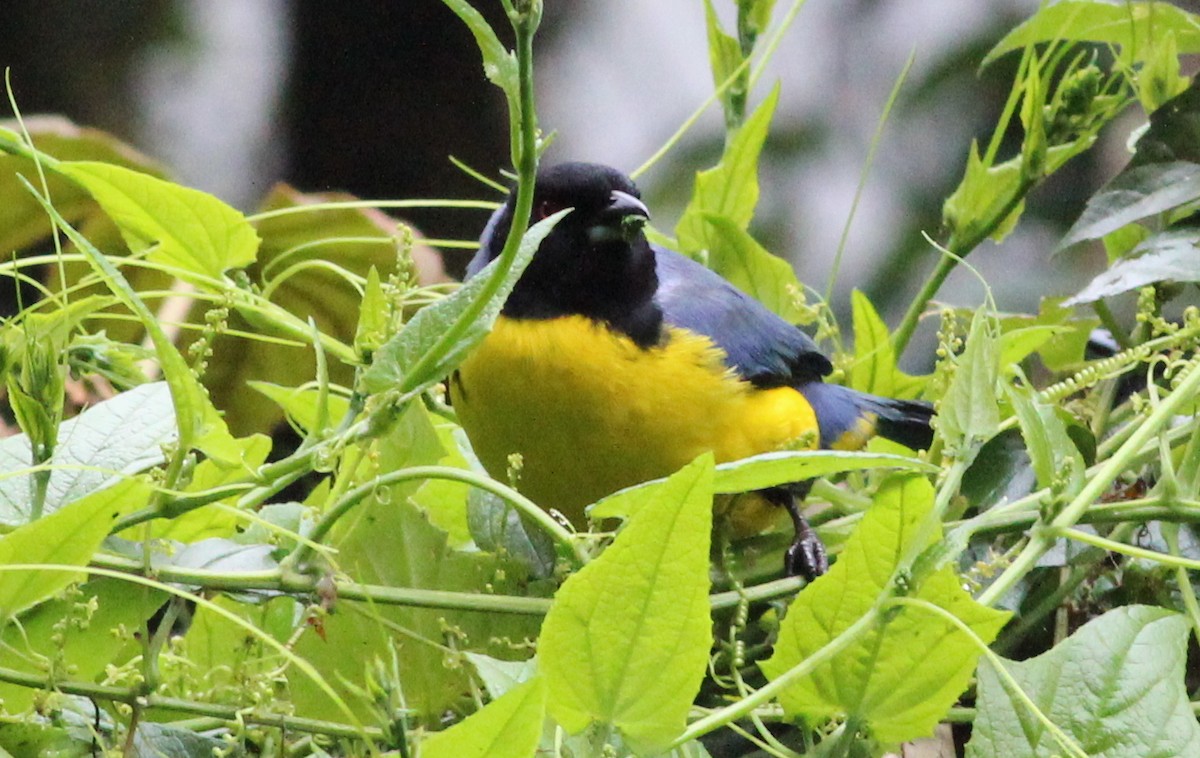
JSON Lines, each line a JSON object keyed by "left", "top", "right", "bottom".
{"left": 588, "top": 190, "right": 650, "bottom": 245}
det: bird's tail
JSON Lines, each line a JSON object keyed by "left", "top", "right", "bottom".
{"left": 860, "top": 393, "right": 935, "bottom": 451}
{"left": 800, "top": 382, "right": 935, "bottom": 452}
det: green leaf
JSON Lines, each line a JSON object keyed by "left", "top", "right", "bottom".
{"left": 180, "top": 594, "right": 300, "bottom": 708}
{"left": 289, "top": 497, "right": 543, "bottom": 725}
{"left": 362, "top": 211, "right": 565, "bottom": 397}
{"left": 26, "top": 193, "right": 239, "bottom": 465}
{"left": 997, "top": 298, "right": 1097, "bottom": 372}
{"left": 705, "top": 0, "right": 746, "bottom": 128}
{"left": 131, "top": 722, "right": 230, "bottom": 758}
{"left": 0, "top": 578, "right": 165, "bottom": 714}
{"left": 590, "top": 449, "right": 934, "bottom": 521}
{"left": 943, "top": 143, "right": 1025, "bottom": 244}
{"left": 938, "top": 310, "right": 1001, "bottom": 462}
{"left": 0, "top": 722, "right": 89, "bottom": 758}
{"left": 420, "top": 676, "right": 546, "bottom": 758}
{"left": 249, "top": 381, "right": 351, "bottom": 437}
{"left": 760, "top": 475, "right": 1010, "bottom": 743}
{"left": 539, "top": 455, "right": 714, "bottom": 753}
{"left": 0, "top": 479, "right": 145, "bottom": 619}
{"left": 1066, "top": 227, "right": 1200, "bottom": 305}
{"left": 355, "top": 265, "right": 388, "bottom": 356}
{"left": 848, "top": 290, "right": 926, "bottom": 398}
{"left": 0, "top": 382, "right": 174, "bottom": 525}
{"left": 676, "top": 84, "right": 779, "bottom": 251}
{"left": 1005, "top": 383, "right": 1084, "bottom": 496}
{"left": 464, "top": 652, "right": 539, "bottom": 699}
{"left": 997, "top": 325, "right": 1065, "bottom": 368}
{"left": 468, "top": 490, "right": 557, "bottom": 579}
{"left": 1059, "top": 161, "right": 1200, "bottom": 250}
{"left": 1136, "top": 30, "right": 1190, "bottom": 112}
{"left": 695, "top": 213, "right": 806, "bottom": 321}
{"left": 1128, "top": 77, "right": 1200, "bottom": 166}
{"left": 55, "top": 160, "right": 259, "bottom": 279}
{"left": 441, "top": 0, "right": 519, "bottom": 106}
{"left": 409, "top": 418, "right": 476, "bottom": 547}
{"left": 137, "top": 434, "right": 269, "bottom": 543}
{"left": 959, "top": 428, "right": 1035, "bottom": 513}
{"left": 0, "top": 116, "right": 167, "bottom": 260}
{"left": 984, "top": 1, "right": 1200, "bottom": 67}
{"left": 966, "top": 606, "right": 1200, "bottom": 758}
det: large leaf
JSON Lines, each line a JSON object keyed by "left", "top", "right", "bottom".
{"left": 966, "top": 606, "right": 1200, "bottom": 757}
{"left": 848, "top": 290, "right": 926, "bottom": 398}
{"left": 0, "top": 479, "right": 146, "bottom": 619}
{"left": 30, "top": 196, "right": 240, "bottom": 465}
{"left": 590, "top": 449, "right": 934, "bottom": 520}
{"left": 287, "top": 400, "right": 467, "bottom": 725}
{"left": 288, "top": 498, "right": 542, "bottom": 725}
{"left": 984, "top": 1, "right": 1200, "bottom": 67}
{"left": 938, "top": 310, "right": 1001, "bottom": 463}
{"left": 177, "top": 594, "right": 299, "bottom": 708}
{"left": 1059, "top": 161, "right": 1200, "bottom": 249}
{"left": 760, "top": 475, "right": 1009, "bottom": 743}
{"left": 420, "top": 676, "right": 546, "bottom": 758}
{"left": 539, "top": 455, "right": 714, "bottom": 753}
{"left": 0, "top": 382, "right": 175, "bottom": 525}
{"left": 696, "top": 213, "right": 806, "bottom": 322}
{"left": 676, "top": 84, "right": 779, "bottom": 251}
{"left": 55, "top": 160, "right": 260, "bottom": 279}
{"left": 0, "top": 117, "right": 166, "bottom": 259}
{"left": 1066, "top": 228, "right": 1200, "bottom": 304}
{"left": 0, "top": 577, "right": 165, "bottom": 714}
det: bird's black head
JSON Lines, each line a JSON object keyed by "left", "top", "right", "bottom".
{"left": 470, "top": 162, "right": 662, "bottom": 346}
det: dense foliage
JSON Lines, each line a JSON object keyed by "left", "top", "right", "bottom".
{"left": 3, "top": 1, "right": 1200, "bottom": 756}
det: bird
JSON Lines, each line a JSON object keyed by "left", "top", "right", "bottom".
{"left": 449, "top": 162, "right": 934, "bottom": 578}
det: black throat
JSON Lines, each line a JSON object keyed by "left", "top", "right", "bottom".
{"left": 501, "top": 233, "right": 664, "bottom": 349}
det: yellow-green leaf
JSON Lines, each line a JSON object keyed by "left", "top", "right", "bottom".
{"left": 420, "top": 676, "right": 546, "bottom": 758}
{"left": 56, "top": 160, "right": 259, "bottom": 279}
{"left": 0, "top": 479, "right": 147, "bottom": 619}
{"left": 539, "top": 455, "right": 714, "bottom": 753}
{"left": 848, "top": 290, "right": 926, "bottom": 398}
{"left": 676, "top": 84, "right": 780, "bottom": 251}
{"left": 760, "top": 475, "right": 1009, "bottom": 743}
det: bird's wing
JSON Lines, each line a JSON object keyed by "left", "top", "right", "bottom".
{"left": 652, "top": 246, "right": 831, "bottom": 386}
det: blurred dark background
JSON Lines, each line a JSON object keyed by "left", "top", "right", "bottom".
{"left": 1, "top": 0, "right": 1133, "bottom": 358}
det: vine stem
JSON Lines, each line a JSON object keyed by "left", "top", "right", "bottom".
{"left": 0, "top": 563, "right": 377, "bottom": 751}
{"left": 91, "top": 554, "right": 801, "bottom": 617}
{"left": 0, "top": 663, "right": 385, "bottom": 740}
{"left": 1056, "top": 526, "right": 1200, "bottom": 571}
{"left": 891, "top": 174, "right": 1036, "bottom": 356}
{"left": 397, "top": 5, "right": 540, "bottom": 394}
{"left": 979, "top": 356, "right": 1200, "bottom": 606}
{"left": 886, "top": 597, "right": 1087, "bottom": 758}
{"left": 670, "top": 608, "right": 881, "bottom": 748}
{"left": 286, "top": 465, "right": 585, "bottom": 569}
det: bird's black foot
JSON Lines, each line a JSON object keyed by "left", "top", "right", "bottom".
{"left": 783, "top": 517, "right": 828, "bottom": 580}
{"left": 766, "top": 485, "right": 828, "bottom": 580}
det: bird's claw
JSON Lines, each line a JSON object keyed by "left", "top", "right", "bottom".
{"left": 784, "top": 526, "right": 828, "bottom": 581}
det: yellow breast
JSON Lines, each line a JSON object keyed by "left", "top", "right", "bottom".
{"left": 451, "top": 315, "right": 819, "bottom": 525}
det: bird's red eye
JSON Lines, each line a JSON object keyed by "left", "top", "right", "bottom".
{"left": 536, "top": 199, "right": 566, "bottom": 219}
